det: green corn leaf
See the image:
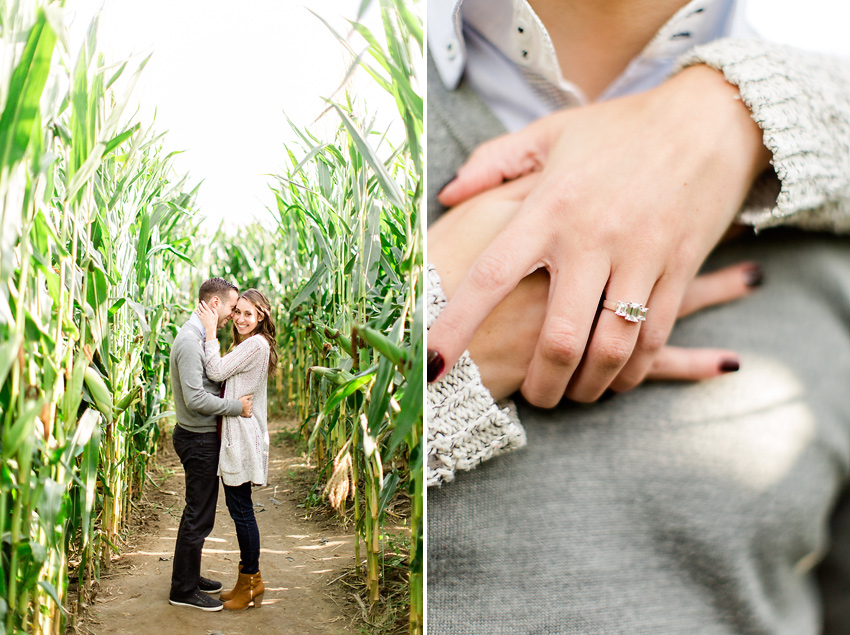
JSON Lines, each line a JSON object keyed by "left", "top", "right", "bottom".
{"left": 0, "top": 10, "right": 57, "bottom": 172}
{"left": 64, "top": 142, "right": 105, "bottom": 204}
{"left": 377, "top": 470, "right": 400, "bottom": 519}
{"left": 80, "top": 411, "right": 102, "bottom": 547}
{"left": 146, "top": 243, "right": 193, "bottom": 266}
{"left": 104, "top": 60, "right": 128, "bottom": 90}
{"left": 323, "top": 375, "right": 373, "bottom": 418}
{"left": 392, "top": 0, "right": 423, "bottom": 47}
{"left": 37, "top": 581, "right": 68, "bottom": 615}
{"left": 0, "top": 336, "right": 20, "bottom": 389}
{"left": 366, "top": 354, "right": 394, "bottom": 439}
{"left": 114, "top": 386, "right": 142, "bottom": 417}
{"left": 289, "top": 261, "right": 327, "bottom": 312}
{"left": 63, "top": 408, "right": 100, "bottom": 464}
{"left": 36, "top": 478, "right": 65, "bottom": 548}
{"left": 385, "top": 346, "right": 421, "bottom": 459}
{"left": 2, "top": 399, "right": 43, "bottom": 460}
{"left": 354, "top": 324, "right": 404, "bottom": 366}
{"left": 103, "top": 123, "right": 139, "bottom": 156}
{"left": 131, "top": 410, "right": 174, "bottom": 437}
{"left": 332, "top": 104, "right": 405, "bottom": 208}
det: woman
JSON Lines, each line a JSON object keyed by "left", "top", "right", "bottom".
{"left": 425, "top": 0, "right": 850, "bottom": 632}
{"left": 196, "top": 289, "right": 278, "bottom": 611}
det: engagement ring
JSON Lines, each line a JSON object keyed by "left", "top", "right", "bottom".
{"left": 602, "top": 299, "right": 648, "bottom": 323}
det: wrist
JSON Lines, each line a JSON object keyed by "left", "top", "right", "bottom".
{"left": 666, "top": 64, "right": 772, "bottom": 183}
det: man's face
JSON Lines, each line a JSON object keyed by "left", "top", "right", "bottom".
{"left": 213, "top": 289, "right": 239, "bottom": 328}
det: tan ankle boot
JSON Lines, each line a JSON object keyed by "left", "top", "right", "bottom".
{"left": 219, "top": 565, "right": 243, "bottom": 602}
{"left": 222, "top": 570, "right": 264, "bottom": 610}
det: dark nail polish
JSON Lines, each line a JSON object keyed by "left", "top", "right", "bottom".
{"left": 720, "top": 359, "right": 740, "bottom": 373}
{"left": 745, "top": 265, "right": 764, "bottom": 288}
{"left": 427, "top": 349, "right": 445, "bottom": 382}
{"left": 439, "top": 174, "right": 457, "bottom": 193}
{"left": 599, "top": 388, "right": 618, "bottom": 402}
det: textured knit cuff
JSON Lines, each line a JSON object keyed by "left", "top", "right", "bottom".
{"left": 676, "top": 38, "right": 850, "bottom": 233}
{"left": 427, "top": 264, "right": 526, "bottom": 488}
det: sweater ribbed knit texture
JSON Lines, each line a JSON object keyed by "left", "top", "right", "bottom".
{"left": 426, "top": 265, "right": 526, "bottom": 487}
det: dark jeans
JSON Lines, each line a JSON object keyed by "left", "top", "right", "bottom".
{"left": 170, "top": 425, "right": 220, "bottom": 598}
{"left": 223, "top": 482, "right": 260, "bottom": 574}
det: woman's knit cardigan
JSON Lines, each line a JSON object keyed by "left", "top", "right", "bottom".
{"left": 204, "top": 335, "right": 270, "bottom": 487}
{"left": 427, "top": 38, "right": 850, "bottom": 488}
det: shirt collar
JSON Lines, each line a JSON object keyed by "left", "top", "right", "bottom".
{"left": 187, "top": 313, "right": 207, "bottom": 340}
{"left": 428, "top": 0, "right": 750, "bottom": 92}
{"left": 428, "top": 0, "right": 467, "bottom": 89}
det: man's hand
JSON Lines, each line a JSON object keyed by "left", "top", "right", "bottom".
{"left": 239, "top": 394, "right": 254, "bottom": 418}
{"left": 429, "top": 65, "right": 771, "bottom": 407}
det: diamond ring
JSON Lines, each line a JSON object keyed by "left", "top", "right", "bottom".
{"left": 601, "top": 299, "right": 648, "bottom": 323}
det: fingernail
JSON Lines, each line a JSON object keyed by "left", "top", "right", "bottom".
{"left": 438, "top": 174, "right": 457, "bottom": 194}
{"left": 427, "top": 349, "right": 445, "bottom": 382}
{"left": 744, "top": 265, "right": 764, "bottom": 288}
{"left": 719, "top": 359, "right": 740, "bottom": 373}
{"left": 598, "top": 388, "right": 618, "bottom": 402}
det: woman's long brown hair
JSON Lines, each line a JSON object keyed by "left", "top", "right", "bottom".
{"left": 232, "top": 288, "right": 278, "bottom": 374}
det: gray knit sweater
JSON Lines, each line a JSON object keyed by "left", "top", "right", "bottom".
{"left": 170, "top": 316, "right": 243, "bottom": 433}
{"left": 427, "top": 38, "right": 850, "bottom": 488}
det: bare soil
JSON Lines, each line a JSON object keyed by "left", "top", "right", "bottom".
{"left": 82, "top": 418, "right": 355, "bottom": 635}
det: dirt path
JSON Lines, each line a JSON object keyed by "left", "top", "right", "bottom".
{"left": 86, "top": 418, "right": 354, "bottom": 635}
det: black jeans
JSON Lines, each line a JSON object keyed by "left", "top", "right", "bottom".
{"left": 223, "top": 482, "right": 260, "bottom": 574}
{"left": 170, "top": 425, "right": 220, "bottom": 598}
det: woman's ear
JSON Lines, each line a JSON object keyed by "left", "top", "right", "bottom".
{"left": 257, "top": 310, "right": 264, "bottom": 323}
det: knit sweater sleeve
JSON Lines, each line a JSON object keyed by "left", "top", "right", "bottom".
{"left": 427, "top": 264, "right": 526, "bottom": 488}
{"left": 676, "top": 38, "right": 850, "bottom": 233}
{"left": 203, "top": 336, "right": 267, "bottom": 385}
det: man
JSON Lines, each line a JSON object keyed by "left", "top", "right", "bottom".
{"left": 168, "top": 277, "right": 253, "bottom": 611}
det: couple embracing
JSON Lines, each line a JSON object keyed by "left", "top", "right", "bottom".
{"left": 166, "top": 277, "right": 279, "bottom": 612}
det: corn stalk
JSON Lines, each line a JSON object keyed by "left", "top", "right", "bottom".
{"left": 0, "top": 3, "right": 198, "bottom": 632}
{"left": 202, "top": 0, "right": 422, "bottom": 631}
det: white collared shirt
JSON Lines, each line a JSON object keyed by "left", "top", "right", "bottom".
{"left": 188, "top": 312, "right": 208, "bottom": 341}
{"left": 428, "top": 0, "right": 755, "bottom": 131}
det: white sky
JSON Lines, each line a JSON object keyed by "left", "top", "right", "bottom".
{"left": 66, "top": 0, "right": 407, "bottom": 230}
{"left": 746, "top": 0, "right": 850, "bottom": 57}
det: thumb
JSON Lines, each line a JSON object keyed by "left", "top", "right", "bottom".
{"left": 437, "top": 121, "right": 555, "bottom": 207}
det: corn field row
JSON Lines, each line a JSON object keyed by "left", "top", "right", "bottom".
{"left": 0, "top": 2, "right": 202, "bottom": 633}
{"left": 1, "top": 0, "right": 423, "bottom": 633}
{"left": 203, "top": 1, "right": 423, "bottom": 631}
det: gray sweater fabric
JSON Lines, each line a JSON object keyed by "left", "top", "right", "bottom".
{"left": 427, "top": 38, "right": 850, "bottom": 635}
{"left": 170, "top": 315, "right": 243, "bottom": 433}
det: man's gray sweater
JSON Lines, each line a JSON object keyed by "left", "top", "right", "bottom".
{"left": 170, "top": 315, "right": 242, "bottom": 433}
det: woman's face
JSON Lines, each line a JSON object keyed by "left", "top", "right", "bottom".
{"left": 233, "top": 297, "right": 263, "bottom": 337}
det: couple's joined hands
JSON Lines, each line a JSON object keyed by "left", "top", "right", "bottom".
{"left": 428, "top": 65, "right": 772, "bottom": 406}
{"left": 430, "top": 175, "right": 759, "bottom": 401}
{"left": 196, "top": 300, "right": 254, "bottom": 418}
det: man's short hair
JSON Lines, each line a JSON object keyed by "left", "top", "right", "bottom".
{"left": 198, "top": 277, "right": 238, "bottom": 303}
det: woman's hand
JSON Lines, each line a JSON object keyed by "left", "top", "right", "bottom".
{"left": 196, "top": 300, "right": 219, "bottom": 341}
{"left": 428, "top": 65, "right": 771, "bottom": 407}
